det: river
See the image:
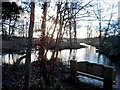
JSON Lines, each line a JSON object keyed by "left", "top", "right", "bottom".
{"left": 1, "top": 43, "right": 120, "bottom": 89}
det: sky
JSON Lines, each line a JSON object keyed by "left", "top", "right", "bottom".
{"left": 75, "top": 0, "right": 120, "bottom": 38}
{"left": 14, "top": 0, "right": 120, "bottom": 38}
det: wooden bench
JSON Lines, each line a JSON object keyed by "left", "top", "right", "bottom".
{"left": 70, "top": 60, "right": 116, "bottom": 90}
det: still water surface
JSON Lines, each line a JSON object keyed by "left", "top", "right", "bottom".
{"left": 1, "top": 43, "right": 120, "bottom": 89}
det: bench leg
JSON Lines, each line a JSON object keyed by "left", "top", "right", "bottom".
{"left": 70, "top": 60, "right": 77, "bottom": 82}
{"left": 103, "top": 67, "right": 113, "bottom": 90}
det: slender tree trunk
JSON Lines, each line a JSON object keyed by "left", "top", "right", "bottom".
{"left": 8, "top": 18, "right": 11, "bottom": 38}
{"left": 99, "top": 20, "right": 102, "bottom": 47}
{"left": 98, "top": 1, "right": 102, "bottom": 48}
{"left": 2, "top": 19, "right": 4, "bottom": 35}
{"left": 11, "top": 20, "right": 16, "bottom": 36}
{"left": 24, "top": 2, "right": 35, "bottom": 90}
{"left": 50, "top": 3, "right": 62, "bottom": 86}
{"left": 68, "top": 8, "right": 72, "bottom": 46}
{"left": 41, "top": 2, "right": 47, "bottom": 36}
{"left": 73, "top": 11, "right": 77, "bottom": 43}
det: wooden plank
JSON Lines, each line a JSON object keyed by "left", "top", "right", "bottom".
{"left": 77, "top": 61, "right": 116, "bottom": 83}
{"left": 77, "top": 61, "right": 104, "bottom": 78}
{"left": 77, "top": 71, "right": 116, "bottom": 85}
{"left": 77, "top": 71, "right": 103, "bottom": 81}
{"left": 104, "top": 65, "right": 116, "bottom": 82}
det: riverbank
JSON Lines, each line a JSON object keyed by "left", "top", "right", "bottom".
{"left": 79, "top": 37, "right": 120, "bottom": 61}
{"left": 1, "top": 36, "right": 86, "bottom": 53}
{"left": 2, "top": 39, "right": 120, "bottom": 90}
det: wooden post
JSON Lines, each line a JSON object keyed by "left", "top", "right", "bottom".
{"left": 70, "top": 60, "right": 77, "bottom": 81}
{"left": 103, "top": 67, "right": 113, "bottom": 90}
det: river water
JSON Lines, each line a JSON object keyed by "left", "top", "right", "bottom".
{"left": 1, "top": 43, "right": 120, "bottom": 89}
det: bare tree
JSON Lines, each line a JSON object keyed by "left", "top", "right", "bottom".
{"left": 92, "top": 0, "right": 117, "bottom": 47}
{"left": 92, "top": 0, "right": 102, "bottom": 47}
{"left": 24, "top": 1, "right": 35, "bottom": 90}
{"left": 103, "top": 3, "right": 117, "bottom": 38}
{"left": 34, "top": 0, "right": 93, "bottom": 86}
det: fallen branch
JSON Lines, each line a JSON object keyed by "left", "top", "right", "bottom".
{"left": 16, "top": 55, "right": 26, "bottom": 65}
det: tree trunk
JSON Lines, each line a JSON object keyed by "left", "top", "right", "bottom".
{"left": 24, "top": 1, "right": 35, "bottom": 90}
{"left": 99, "top": 20, "right": 102, "bottom": 47}
{"left": 68, "top": 8, "right": 72, "bottom": 46}
{"left": 41, "top": 2, "right": 47, "bottom": 36}
{"left": 8, "top": 18, "right": 11, "bottom": 39}
{"left": 2, "top": 19, "right": 4, "bottom": 35}
{"left": 73, "top": 10, "right": 77, "bottom": 43}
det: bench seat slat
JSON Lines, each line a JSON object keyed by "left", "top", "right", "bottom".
{"left": 77, "top": 71, "right": 116, "bottom": 85}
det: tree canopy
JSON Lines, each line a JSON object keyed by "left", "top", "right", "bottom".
{"left": 2, "top": 2, "right": 23, "bottom": 20}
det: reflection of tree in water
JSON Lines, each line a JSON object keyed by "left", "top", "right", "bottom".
{"left": 2, "top": 52, "right": 18, "bottom": 64}
{"left": 97, "top": 52, "right": 101, "bottom": 63}
{"left": 68, "top": 49, "right": 72, "bottom": 61}
{"left": 84, "top": 45, "right": 98, "bottom": 62}
{"left": 68, "top": 49, "right": 77, "bottom": 61}
{"left": 2, "top": 53, "right": 6, "bottom": 64}
{"left": 72, "top": 50, "right": 77, "bottom": 60}
{"left": 85, "top": 46, "right": 90, "bottom": 60}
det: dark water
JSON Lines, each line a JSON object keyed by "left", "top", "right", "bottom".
{"left": 1, "top": 43, "right": 120, "bottom": 89}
